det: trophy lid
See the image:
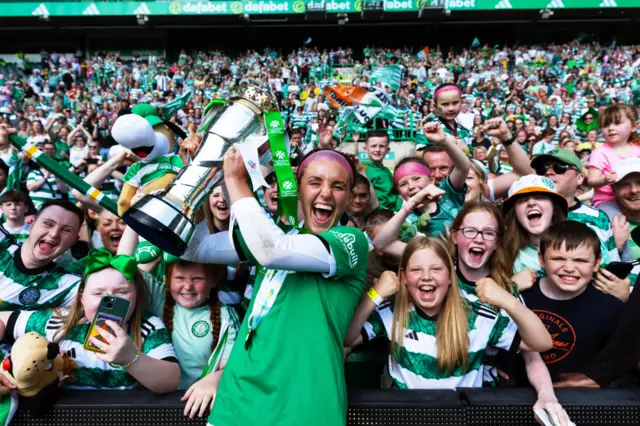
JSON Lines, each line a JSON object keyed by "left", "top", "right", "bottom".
{"left": 235, "top": 85, "right": 279, "bottom": 113}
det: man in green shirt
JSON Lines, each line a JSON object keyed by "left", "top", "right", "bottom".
{"left": 361, "top": 130, "right": 402, "bottom": 211}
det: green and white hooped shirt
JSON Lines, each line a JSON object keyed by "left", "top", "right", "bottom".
{"left": 0, "top": 235, "right": 80, "bottom": 312}
{"left": 362, "top": 298, "right": 519, "bottom": 389}
{"left": 5, "top": 309, "right": 176, "bottom": 390}
{"left": 567, "top": 201, "right": 620, "bottom": 265}
{"left": 456, "top": 271, "right": 522, "bottom": 387}
{"left": 123, "top": 154, "right": 183, "bottom": 189}
{"left": 1, "top": 223, "right": 30, "bottom": 244}
{"left": 26, "top": 169, "right": 66, "bottom": 210}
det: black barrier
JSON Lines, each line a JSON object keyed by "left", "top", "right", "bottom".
{"left": 10, "top": 388, "right": 640, "bottom": 426}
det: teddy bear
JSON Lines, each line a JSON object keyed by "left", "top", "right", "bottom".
{"left": 0, "top": 332, "right": 75, "bottom": 424}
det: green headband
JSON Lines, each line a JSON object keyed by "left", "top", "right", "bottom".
{"left": 84, "top": 248, "right": 138, "bottom": 282}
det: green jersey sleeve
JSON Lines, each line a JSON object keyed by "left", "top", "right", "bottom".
{"left": 8, "top": 310, "right": 53, "bottom": 342}
{"left": 143, "top": 272, "right": 166, "bottom": 318}
{"left": 140, "top": 315, "right": 176, "bottom": 361}
{"left": 318, "top": 226, "right": 369, "bottom": 281}
{"left": 123, "top": 162, "right": 142, "bottom": 188}
{"left": 363, "top": 307, "right": 388, "bottom": 342}
{"left": 487, "top": 311, "right": 519, "bottom": 352}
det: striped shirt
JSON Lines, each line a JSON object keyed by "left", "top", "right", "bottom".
{"left": 567, "top": 201, "right": 620, "bottom": 265}
{"left": 123, "top": 155, "right": 183, "bottom": 190}
{"left": 27, "top": 169, "right": 65, "bottom": 210}
{"left": 1, "top": 222, "right": 30, "bottom": 244}
{"left": 457, "top": 271, "right": 521, "bottom": 387}
{"left": 0, "top": 234, "right": 79, "bottom": 312}
{"left": 6, "top": 309, "right": 176, "bottom": 390}
{"left": 363, "top": 300, "right": 518, "bottom": 389}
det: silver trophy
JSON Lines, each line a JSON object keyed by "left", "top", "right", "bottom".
{"left": 122, "top": 86, "right": 278, "bottom": 256}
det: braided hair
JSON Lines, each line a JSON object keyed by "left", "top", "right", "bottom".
{"left": 163, "top": 261, "right": 226, "bottom": 352}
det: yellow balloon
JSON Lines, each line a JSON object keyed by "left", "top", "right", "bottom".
{"left": 300, "top": 91, "right": 309, "bottom": 100}
{"left": 314, "top": 87, "right": 322, "bottom": 95}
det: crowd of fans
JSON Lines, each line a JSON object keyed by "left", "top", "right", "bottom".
{"left": 0, "top": 40, "right": 638, "bottom": 425}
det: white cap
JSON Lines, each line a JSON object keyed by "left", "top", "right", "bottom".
{"left": 614, "top": 158, "right": 640, "bottom": 182}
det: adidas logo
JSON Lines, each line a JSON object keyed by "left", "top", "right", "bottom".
{"left": 494, "top": 0, "right": 511, "bottom": 8}
{"left": 405, "top": 330, "right": 419, "bottom": 341}
{"left": 133, "top": 3, "right": 151, "bottom": 15}
{"left": 82, "top": 3, "right": 100, "bottom": 15}
{"left": 31, "top": 3, "right": 49, "bottom": 16}
{"left": 599, "top": 0, "right": 616, "bottom": 6}
{"left": 546, "top": 0, "right": 564, "bottom": 7}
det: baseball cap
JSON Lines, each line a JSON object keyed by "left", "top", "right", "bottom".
{"left": 502, "top": 174, "right": 568, "bottom": 215}
{"left": 530, "top": 148, "right": 583, "bottom": 173}
{"left": 613, "top": 158, "right": 640, "bottom": 183}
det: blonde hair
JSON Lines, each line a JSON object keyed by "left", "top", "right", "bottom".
{"left": 53, "top": 268, "right": 148, "bottom": 349}
{"left": 391, "top": 237, "right": 469, "bottom": 374}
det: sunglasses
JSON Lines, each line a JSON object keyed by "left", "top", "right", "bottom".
{"left": 534, "top": 163, "right": 575, "bottom": 175}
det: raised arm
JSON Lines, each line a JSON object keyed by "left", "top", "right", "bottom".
{"left": 72, "top": 151, "right": 134, "bottom": 212}
{"left": 476, "top": 278, "right": 552, "bottom": 352}
{"left": 372, "top": 185, "right": 444, "bottom": 260}
{"left": 345, "top": 271, "right": 399, "bottom": 346}
{"left": 224, "top": 148, "right": 336, "bottom": 273}
{"left": 422, "top": 123, "right": 471, "bottom": 191}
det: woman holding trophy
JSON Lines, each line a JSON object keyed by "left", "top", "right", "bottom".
{"left": 181, "top": 147, "right": 369, "bottom": 426}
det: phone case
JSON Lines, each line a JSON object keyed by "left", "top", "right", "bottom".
{"left": 83, "top": 295, "right": 131, "bottom": 354}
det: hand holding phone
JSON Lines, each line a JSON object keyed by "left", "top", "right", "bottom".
{"left": 84, "top": 295, "right": 138, "bottom": 366}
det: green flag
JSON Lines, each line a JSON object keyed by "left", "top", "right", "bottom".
{"left": 370, "top": 65, "right": 404, "bottom": 92}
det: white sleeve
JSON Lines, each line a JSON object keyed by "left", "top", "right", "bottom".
{"left": 487, "top": 178, "right": 496, "bottom": 203}
{"left": 181, "top": 223, "right": 241, "bottom": 265}
{"left": 231, "top": 197, "right": 335, "bottom": 273}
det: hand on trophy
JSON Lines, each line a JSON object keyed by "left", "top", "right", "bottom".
{"left": 223, "top": 147, "right": 249, "bottom": 183}
{"left": 179, "top": 133, "right": 203, "bottom": 161}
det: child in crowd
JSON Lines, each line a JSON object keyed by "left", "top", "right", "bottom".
{"left": 502, "top": 175, "right": 568, "bottom": 273}
{"left": 519, "top": 222, "right": 625, "bottom": 381}
{"left": 0, "top": 248, "right": 180, "bottom": 393}
{"left": 423, "top": 83, "right": 473, "bottom": 153}
{"left": 344, "top": 237, "right": 551, "bottom": 389}
{"left": 588, "top": 104, "right": 640, "bottom": 210}
{"left": 361, "top": 130, "right": 402, "bottom": 211}
{"left": 0, "top": 190, "right": 30, "bottom": 243}
{"left": 389, "top": 122, "right": 470, "bottom": 238}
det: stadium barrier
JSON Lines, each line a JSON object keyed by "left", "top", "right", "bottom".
{"left": 11, "top": 388, "right": 640, "bottom": 425}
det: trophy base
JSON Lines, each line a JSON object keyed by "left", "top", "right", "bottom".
{"left": 122, "top": 195, "right": 194, "bottom": 257}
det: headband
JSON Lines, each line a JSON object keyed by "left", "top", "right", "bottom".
{"left": 434, "top": 85, "right": 463, "bottom": 101}
{"left": 297, "top": 150, "right": 354, "bottom": 184}
{"left": 84, "top": 248, "right": 138, "bottom": 282}
{"left": 394, "top": 162, "right": 432, "bottom": 184}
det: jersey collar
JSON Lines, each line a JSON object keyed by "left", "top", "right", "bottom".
{"left": 14, "top": 245, "right": 55, "bottom": 275}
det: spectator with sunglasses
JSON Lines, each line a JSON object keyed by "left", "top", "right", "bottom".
{"left": 530, "top": 149, "right": 620, "bottom": 266}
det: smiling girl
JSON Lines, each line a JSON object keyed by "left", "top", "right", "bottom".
{"left": 118, "top": 226, "right": 239, "bottom": 419}
{"left": 587, "top": 104, "right": 640, "bottom": 208}
{"left": 391, "top": 122, "right": 471, "bottom": 238}
{"left": 503, "top": 175, "right": 568, "bottom": 274}
{"left": 344, "top": 237, "right": 551, "bottom": 389}
{"left": 181, "top": 148, "right": 369, "bottom": 426}
{"left": 0, "top": 248, "right": 180, "bottom": 393}
{"left": 424, "top": 83, "right": 473, "bottom": 152}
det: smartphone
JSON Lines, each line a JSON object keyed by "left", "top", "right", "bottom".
{"left": 604, "top": 261, "right": 635, "bottom": 280}
{"left": 86, "top": 158, "right": 99, "bottom": 165}
{"left": 83, "top": 295, "right": 131, "bottom": 354}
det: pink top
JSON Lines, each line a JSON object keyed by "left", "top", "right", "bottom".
{"left": 589, "top": 142, "right": 640, "bottom": 206}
